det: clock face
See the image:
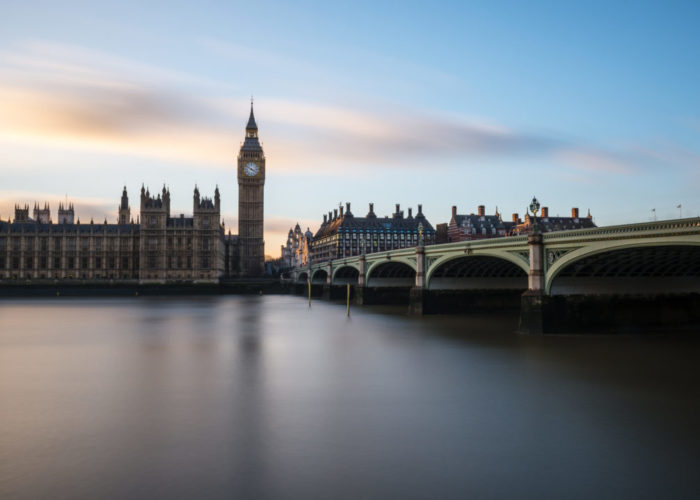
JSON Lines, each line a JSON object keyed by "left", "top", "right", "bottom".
{"left": 244, "top": 162, "right": 259, "bottom": 177}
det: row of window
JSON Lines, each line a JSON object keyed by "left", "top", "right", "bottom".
{"left": 144, "top": 256, "right": 211, "bottom": 270}
{"left": 2, "top": 256, "right": 131, "bottom": 270}
{"left": 0, "top": 237, "right": 134, "bottom": 251}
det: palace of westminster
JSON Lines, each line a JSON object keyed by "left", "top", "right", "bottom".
{"left": 0, "top": 104, "right": 266, "bottom": 282}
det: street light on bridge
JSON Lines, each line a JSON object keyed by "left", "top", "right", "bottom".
{"left": 529, "top": 196, "right": 541, "bottom": 234}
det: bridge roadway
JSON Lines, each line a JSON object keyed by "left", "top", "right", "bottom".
{"left": 291, "top": 218, "right": 700, "bottom": 333}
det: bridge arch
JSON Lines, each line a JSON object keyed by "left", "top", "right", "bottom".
{"left": 366, "top": 260, "right": 416, "bottom": 287}
{"left": 426, "top": 253, "right": 528, "bottom": 290}
{"left": 296, "top": 271, "right": 309, "bottom": 283}
{"left": 425, "top": 252, "right": 530, "bottom": 289}
{"left": 332, "top": 265, "right": 360, "bottom": 284}
{"left": 311, "top": 269, "right": 328, "bottom": 283}
{"left": 546, "top": 240, "right": 700, "bottom": 295}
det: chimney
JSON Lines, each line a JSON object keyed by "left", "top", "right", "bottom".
{"left": 346, "top": 202, "right": 351, "bottom": 212}
{"left": 572, "top": 207, "right": 579, "bottom": 218}
{"left": 328, "top": 211, "right": 332, "bottom": 221}
{"left": 323, "top": 214, "right": 327, "bottom": 224}
{"left": 408, "top": 208, "right": 413, "bottom": 218}
{"left": 418, "top": 204, "right": 423, "bottom": 214}
{"left": 339, "top": 206, "right": 344, "bottom": 217}
{"left": 478, "top": 205, "right": 485, "bottom": 217}
{"left": 369, "top": 202, "right": 374, "bottom": 212}
{"left": 512, "top": 213, "right": 518, "bottom": 223}
{"left": 541, "top": 206, "right": 549, "bottom": 218}
{"left": 452, "top": 205, "right": 457, "bottom": 218}
{"left": 333, "top": 208, "right": 338, "bottom": 219}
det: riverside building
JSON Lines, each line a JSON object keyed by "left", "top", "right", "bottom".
{"left": 447, "top": 204, "right": 595, "bottom": 242}
{"left": 281, "top": 203, "right": 436, "bottom": 266}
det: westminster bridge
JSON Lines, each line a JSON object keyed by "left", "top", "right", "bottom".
{"left": 291, "top": 218, "right": 700, "bottom": 333}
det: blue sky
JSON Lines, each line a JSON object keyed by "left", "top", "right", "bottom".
{"left": 1, "top": 1, "right": 698, "bottom": 254}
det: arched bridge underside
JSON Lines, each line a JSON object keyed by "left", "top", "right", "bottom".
{"left": 333, "top": 266, "right": 359, "bottom": 285}
{"left": 367, "top": 262, "right": 415, "bottom": 287}
{"left": 428, "top": 256, "right": 527, "bottom": 290}
{"left": 311, "top": 269, "right": 328, "bottom": 284}
{"left": 549, "top": 245, "right": 700, "bottom": 295}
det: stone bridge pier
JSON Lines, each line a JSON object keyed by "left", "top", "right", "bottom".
{"left": 519, "top": 232, "right": 546, "bottom": 334}
{"left": 408, "top": 245, "right": 426, "bottom": 315}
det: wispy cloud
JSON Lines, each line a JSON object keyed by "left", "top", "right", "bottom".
{"left": 0, "top": 40, "right": 560, "bottom": 174}
{"left": 554, "top": 148, "right": 636, "bottom": 173}
{"left": 5, "top": 39, "right": 690, "bottom": 179}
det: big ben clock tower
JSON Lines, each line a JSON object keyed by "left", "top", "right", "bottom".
{"left": 237, "top": 100, "right": 265, "bottom": 276}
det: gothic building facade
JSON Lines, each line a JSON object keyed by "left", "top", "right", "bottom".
{"left": 0, "top": 104, "right": 266, "bottom": 283}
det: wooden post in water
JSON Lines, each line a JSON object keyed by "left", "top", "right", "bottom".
{"left": 308, "top": 278, "right": 311, "bottom": 307}
{"left": 346, "top": 283, "right": 350, "bottom": 316}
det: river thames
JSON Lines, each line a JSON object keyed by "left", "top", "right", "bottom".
{"left": 1, "top": 296, "right": 698, "bottom": 499}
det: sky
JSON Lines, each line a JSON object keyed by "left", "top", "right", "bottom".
{"left": 1, "top": 0, "right": 699, "bottom": 256}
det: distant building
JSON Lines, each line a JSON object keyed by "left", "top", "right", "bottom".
{"left": 511, "top": 207, "right": 595, "bottom": 235}
{"left": 308, "top": 202, "right": 435, "bottom": 264}
{"left": 448, "top": 205, "right": 515, "bottom": 242}
{"left": 448, "top": 204, "right": 595, "bottom": 242}
{"left": 280, "top": 224, "right": 312, "bottom": 269}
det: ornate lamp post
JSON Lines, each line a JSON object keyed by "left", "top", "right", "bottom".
{"left": 529, "top": 196, "right": 541, "bottom": 234}
{"left": 418, "top": 222, "right": 424, "bottom": 247}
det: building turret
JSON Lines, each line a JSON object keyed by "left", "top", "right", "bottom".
{"left": 33, "top": 202, "right": 51, "bottom": 223}
{"left": 119, "top": 186, "right": 130, "bottom": 224}
{"left": 193, "top": 185, "right": 200, "bottom": 211}
{"left": 58, "top": 202, "right": 74, "bottom": 224}
{"left": 14, "top": 204, "right": 29, "bottom": 222}
{"left": 161, "top": 185, "right": 171, "bottom": 216}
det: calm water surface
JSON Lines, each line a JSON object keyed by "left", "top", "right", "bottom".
{"left": 1, "top": 296, "right": 698, "bottom": 499}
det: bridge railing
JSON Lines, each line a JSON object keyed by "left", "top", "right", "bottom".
{"left": 542, "top": 217, "right": 700, "bottom": 241}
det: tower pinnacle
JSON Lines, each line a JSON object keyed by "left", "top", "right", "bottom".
{"left": 246, "top": 98, "right": 257, "bottom": 131}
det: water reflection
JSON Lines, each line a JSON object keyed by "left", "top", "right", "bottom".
{"left": 0, "top": 296, "right": 698, "bottom": 499}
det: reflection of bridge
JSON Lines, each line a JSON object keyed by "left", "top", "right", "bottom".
{"left": 292, "top": 218, "right": 700, "bottom": 333}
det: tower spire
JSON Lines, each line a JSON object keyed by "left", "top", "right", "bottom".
{"left": 246, "top": 97, "right": 257, "bottom": 131}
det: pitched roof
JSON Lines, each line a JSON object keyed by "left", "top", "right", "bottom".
{"left": 246, "top": 102, "right": 257, "bottom": 130}
{"left": 314, "top": 212, "right": 435, "bottom": 239}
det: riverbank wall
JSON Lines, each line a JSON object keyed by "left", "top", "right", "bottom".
{"left": 0, "top": 278, "right": 290, "bottom": 297}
